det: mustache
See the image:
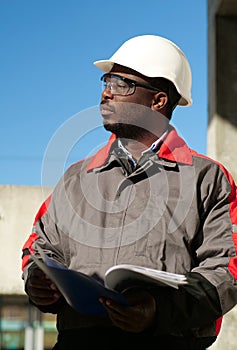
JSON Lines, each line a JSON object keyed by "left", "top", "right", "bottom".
{"left": 100, "top": 101, "right": 115, "bottom": 112}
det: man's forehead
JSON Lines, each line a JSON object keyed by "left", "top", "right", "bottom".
{"left": 110, "top": 63, "right": 152, "bottom": 82}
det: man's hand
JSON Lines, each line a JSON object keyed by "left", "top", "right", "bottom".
{"left": 99, "top": 288, "right": 156, "bottom": 333}
{"left": 25, "top": 266, "right": 62, "bottom": 306}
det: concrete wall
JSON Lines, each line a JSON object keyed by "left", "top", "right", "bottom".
{"left": 0, "top": 185, "right": 53, "bottom": 294}
{"left": 207, "top": 0, "right": 237, "bottom": 349}
{"left": 208, "top": 0, "right": 237, "bottom": 179}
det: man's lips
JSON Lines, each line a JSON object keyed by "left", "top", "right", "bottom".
{"left": 100, "top": 103, "right": 115, "bottom": 116}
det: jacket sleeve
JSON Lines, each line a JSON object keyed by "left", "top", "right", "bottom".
{"left": 21, "top": 192, "right": 67, "bottom": 313}
{"left": 147, "top": 272, "right": 222, "bottom": 336}
{"left": 149, "top": 163, "right": 237, "bottom": 337}
{"left": 191, "top": 163, "right": 237, "bottom": 315}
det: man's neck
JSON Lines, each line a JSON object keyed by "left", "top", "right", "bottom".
{"left": 123, "top": 140, "right": 152, "bottom": 161}
{"left": 119, "top": 130, "right": 168, "bottom": 161}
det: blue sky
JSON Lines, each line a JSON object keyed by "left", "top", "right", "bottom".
{"left": 0, "top": 0, "right": 208, "bottom": 186}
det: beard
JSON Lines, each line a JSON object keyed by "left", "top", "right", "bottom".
{"left": 101, "top": 101, "right": 169, "bottom": 141}
{"left": 103, "top": 122, "right": 152, "bottom": 140}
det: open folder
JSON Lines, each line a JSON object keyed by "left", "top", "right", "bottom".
{"left": 31, "top": 246, "right": 187, "bottom": 315}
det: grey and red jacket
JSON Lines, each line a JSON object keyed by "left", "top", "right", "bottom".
{"left": 22, "top": 126, "right": 237, "bottom": 341}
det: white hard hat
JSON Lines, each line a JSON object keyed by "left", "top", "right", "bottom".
{"left": 94, "top": 34, "right": 192, "bottom": 106}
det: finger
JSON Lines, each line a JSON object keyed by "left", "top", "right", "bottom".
{"left": 102, "top": 298, "right": 130, "bottom": 317}
{"left": 27, "top": 278, "right": 61, "bottom": 301}
{"left": 28, "top": 285, "right": 59, "bottom": 298}
{"left": 31, "top": 268, "right": 58, "bottom": 287}
{"left": 30, "top": 293, "right": 62, "bottom": 306}
{"left": 28, "top": 285, "right": 62, "bottom": 305}
{"left": 30, "top": 267, "right": 47, "bottom": 278}
{"left": 28, "top": 269, "right": 57, "bottom": 290}
{"left": 28, "top": 277, "right": 53, "bottom": 290}
{"left": 99, "top": 298, "right": 133, "bottom": 325}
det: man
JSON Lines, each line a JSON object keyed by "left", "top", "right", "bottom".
{"left": 22, "top": 35, "right": 237, "bottom": 349}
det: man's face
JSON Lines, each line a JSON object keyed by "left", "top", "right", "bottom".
{"left": 99, "top": 64, "right": 169, "bottom": 140}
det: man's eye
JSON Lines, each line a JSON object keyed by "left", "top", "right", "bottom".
{"left": 117, "top": 82, "right": 127, "bottom": 89}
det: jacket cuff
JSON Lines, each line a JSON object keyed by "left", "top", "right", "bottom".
{"left": 146, "top": 272, "right": 222, "bottom": 336}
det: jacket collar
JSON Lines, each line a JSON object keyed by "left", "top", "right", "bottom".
{"left": 158, "top": 126, "right": 193, "bottom": 165}
{"left": 85, "top": 126, "right": 193, "bottom": 172}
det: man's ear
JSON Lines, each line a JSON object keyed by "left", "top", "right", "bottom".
{"left": 151, "top": 92, "right": 169, "bottom": 112}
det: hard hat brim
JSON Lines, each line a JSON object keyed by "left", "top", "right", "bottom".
{"left": 94, "top": 60, "right": 114, "bottom": 73}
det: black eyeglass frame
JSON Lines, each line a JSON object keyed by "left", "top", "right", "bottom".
{"left": 100, "top": 73, "right": 164, "bottom": 96}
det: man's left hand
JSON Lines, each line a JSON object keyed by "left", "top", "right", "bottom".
{"left": 99, "top": 288, "right": 156, "bottom": 333}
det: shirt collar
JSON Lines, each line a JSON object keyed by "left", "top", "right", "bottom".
{"left": 142, "top": 129, "right": 169, "bottom": 154}
{"left": 85, "top": 126, "right": 193, "bottom": 172}
{"left": 117, "top": 130, "right": 169, "bottom": 167}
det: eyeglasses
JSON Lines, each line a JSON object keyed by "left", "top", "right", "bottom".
{"left": 100, "top": 73, "right": 163, "bottom": 96}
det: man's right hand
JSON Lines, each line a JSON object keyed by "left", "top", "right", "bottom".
{"left": 25, "top": 266, "right": 62, "bottom": 306}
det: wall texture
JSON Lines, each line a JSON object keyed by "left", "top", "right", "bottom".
{"left": 0, "top": 185, "right": 52, "bottom": 294}
{"left": 207, "top": 0, "right": 237, "bottom": 349}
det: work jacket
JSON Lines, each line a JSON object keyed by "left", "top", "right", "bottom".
{"left": 22, "top": 126, "right": 237, "bottom": 344}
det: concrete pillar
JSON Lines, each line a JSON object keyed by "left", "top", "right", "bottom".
{"left": 208, "top": 0, "right": 237, "bottom": 180}
{"left": 207, "top": 1, "right": 237, "bottom": 349}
